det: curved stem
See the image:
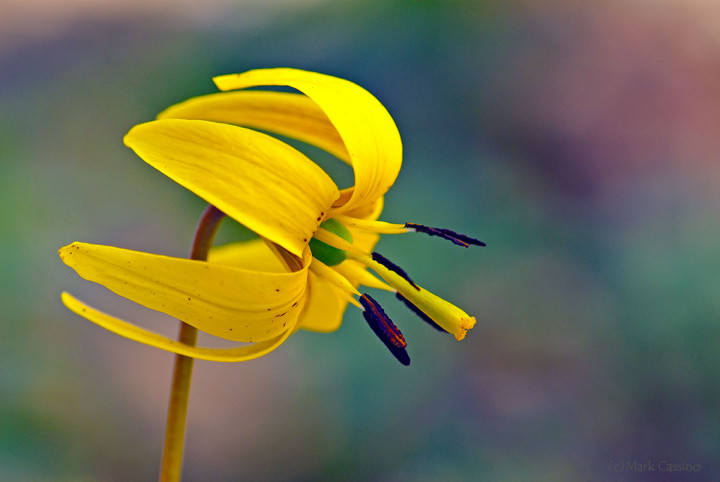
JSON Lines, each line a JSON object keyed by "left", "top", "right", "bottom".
{"left": 159, "top": 205, "right": 225, "bottom": 482}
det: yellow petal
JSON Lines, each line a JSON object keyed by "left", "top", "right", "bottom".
{"left": 207, "top": 238, "right": 286, "bottom": 273}
{"left": 214, "top": 68, "right": 402, "bottom": 215}
{"left": 59, "top": 242, "right": 311, "bottom": 342}
{"left": 297, "top": 273, "right": 349, "bottom": 333}
{"left": 158, "top": 91, "right": 350, "bottom": 163}
{"left": 124, "top": 119, "right": 339, "bottom": 256}
{"left": 61, "top": 293, "right": 294, "bottom": 362}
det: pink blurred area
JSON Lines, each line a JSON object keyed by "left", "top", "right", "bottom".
{"left": 496, "top": 0, "right": 720, "bottom": 195}
{"left": 0, "top": 0, "right": 320, "bottom": 57}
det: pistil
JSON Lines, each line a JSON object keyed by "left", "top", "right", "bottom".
{"left": 371, "top": 252, "right": 419, "bottom": 290}
{"left": 395, "top": 292, "right": 447, "bottom": 332}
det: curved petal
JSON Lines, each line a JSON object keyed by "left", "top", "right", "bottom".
{"left": 343, "top": 195, "right": 385, "bottom": 222}
{"left": 61, "top": 293, "right": 295, "bottom": 362}
{"left": 213, "top": 68, "right": 402, "bottom": 216}
{"left": 207, "top": 238, "right": 286, "bottom": 273}
{"left": 124, "top": 119, "right": 339, "bottom": 256}
{"left": 158, "top": 91, "right": 350, "bottom": 163}
{"left": 59, "top": 242, "right": 311, "bottom": 342}
{"left": 210, "top": 240, "right": 357, "bottom": 333}
{"left": 297, "top": 273, "right": 348, "bottom": 332}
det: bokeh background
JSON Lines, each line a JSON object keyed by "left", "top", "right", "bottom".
{"left": 2, "top": 0, "right": 720, "bottom": 480}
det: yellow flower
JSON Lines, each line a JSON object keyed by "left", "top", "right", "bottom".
{"left": 59, "top": 68, "right": 482, "bottom": 365}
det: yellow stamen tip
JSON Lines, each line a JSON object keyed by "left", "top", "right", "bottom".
{"left": 454, "top": 316, "right": 476, "bottom": 341}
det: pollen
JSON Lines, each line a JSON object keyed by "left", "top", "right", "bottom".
{"left": 455, "top": 317, "right": 477, "bottom": 341}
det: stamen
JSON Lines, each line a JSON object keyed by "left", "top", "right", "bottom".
{"left": 395, "top": 292, "right": 448, "bottom": 333}
{"left": 405, "top": 223, "right": 486, "bottom": 248}
{"left": 334, "top": 263, "right": 394, "bottom": 292}
{"left": 313, "top": 227, "right": 365, "bottom": 256}
{"left": 359, "top": 294, "right": 410, "bottom": 366}
{"left": 309, "top": 258, "right": 362, "bottom": 308}
{"left": 371, "top": 252, "right": 419, "bottom": 290}
{"left": 347, "top": 245, "right": 477, "bottom": 341}
{"left": 333, "top": 215, "right": 408, "bottom": 234}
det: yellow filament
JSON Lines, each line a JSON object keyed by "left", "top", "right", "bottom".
{"left": 313, "top": 227, "right": 367, "bottom": 257}
{"left": 309, "top": 257, "right": 361, "bottom": 298}
{"left": 333, "top": 215, "right": 407, "bottom": 234}
{"left": 335, "top": 262, "right": 393, "bottom": 292}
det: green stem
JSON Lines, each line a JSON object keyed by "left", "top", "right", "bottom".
{"left": 159, "top": 205, "right": 225, "bottom": 482}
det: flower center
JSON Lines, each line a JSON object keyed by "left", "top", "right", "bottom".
{"left": 309, "top": 218, "right": 353, "bottom": 266}
{"left": 308, "top": 216, "right": 484, "bottom": 365}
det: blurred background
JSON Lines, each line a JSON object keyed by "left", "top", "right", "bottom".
{"left": 2, "top": 0, "right": 720, "bottom": 480}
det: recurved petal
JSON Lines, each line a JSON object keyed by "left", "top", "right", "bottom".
{"left": 207, "top": 238, "right": 286, "bottom": 273}
{"left": 59, "top": 242, "right": 311, "bottom": 342}
{"left": 124, "top": 119, "right": 339, "bottom": 257}
{"left": 213, "top": 68, "right": 402, "bottom": 215}
{"left": 61, "top": 293, "right": 295, "bottom": 362}
{"left": 297, "top": 273, "right": 349, "bottom": 333}
{"left": 158, "top": 91, "right": 350, "bottom": 163}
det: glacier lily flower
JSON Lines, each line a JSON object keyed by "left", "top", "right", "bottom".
{"left": 60, "top": 68, "right": 483, "bottom": 366}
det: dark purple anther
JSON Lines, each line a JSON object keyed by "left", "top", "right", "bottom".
{"left": 359, "top": 294, "right": 411, "bottom": 366}
{"left": 405, "top": 223, "right": 486, "bottom": 248}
